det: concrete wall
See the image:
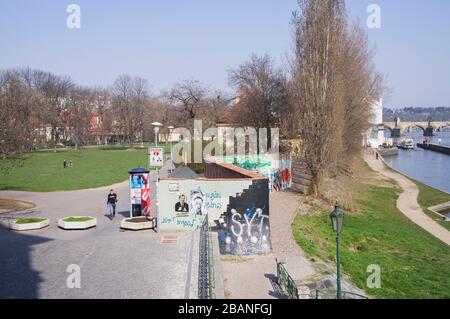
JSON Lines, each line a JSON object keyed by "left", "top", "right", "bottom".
{"left": 158, "top": 178, "right": 253, "bottom": 231}
{"left": 158, "top": 161, "right": 272, "bottom": 255}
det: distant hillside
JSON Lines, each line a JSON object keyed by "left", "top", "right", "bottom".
{"left": 384, "top": 107, "right": 450, "bottom": 122}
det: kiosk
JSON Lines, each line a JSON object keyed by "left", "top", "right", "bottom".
{"left": 128, "top": 168, "right": 151, "bottom": 218}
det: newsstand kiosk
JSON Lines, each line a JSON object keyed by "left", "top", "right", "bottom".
{"left": 128, "top": 168, "right": 151, "bottom": 218}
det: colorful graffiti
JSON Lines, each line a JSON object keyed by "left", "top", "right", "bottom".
{"left": 158, "top": 179, "right": 253, "bottom": 231}
{"left": 218, "top": 207, "right": 271, "bottom": 255}
{"left": 158, "top": 178, "right": 272, "bottom": 255}
{"left": 220, "top": 154, "right": 292, "bottom": 193}
{"left": 218, "top": 179, "right": 272, "bottom": 255}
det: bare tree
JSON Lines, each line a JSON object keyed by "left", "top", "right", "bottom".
{"left": 290, "top": 0, "right": 385, "bottom": 195}
{"left": 290, "top": 0, "right": 347, "bottom": 195}
{"left": 229, "top": 54, "right": 290, "bottom": 148}
{"left": 110, "top": 75, "right": 149, "bottom": 145}
{"left": 65, "top": 87, "right": 96, "bottom": 149}
{"left": 30, "top": 70, "right": 74, "bottom": 149}
{"left": 0, "top": 70, "right": 43, "bottom": 162}
{"left": 340, "top": 23, "right": 385, "bottom": 160}
{"left": 168, "top": 80, "right": 208, "bottom": 128}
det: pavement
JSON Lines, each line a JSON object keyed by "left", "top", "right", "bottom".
{"left": 221, "top": 190, "right": 317, "bottom": 299}
{"left": 0, "top": 164, "right": 199, "bottom": 299}
{"left": 364, "top": 151, "right": 450, "bottom": 246}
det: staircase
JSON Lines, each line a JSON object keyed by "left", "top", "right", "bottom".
{"left": 290, "top": 160, "right": 313, "bottom": 194}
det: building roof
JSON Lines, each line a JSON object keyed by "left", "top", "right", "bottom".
{"left": 169, "top": 165, "right": 200, "bottom": 179}
{"left": 217, "top": 102, "right": 245, "bottom": 125}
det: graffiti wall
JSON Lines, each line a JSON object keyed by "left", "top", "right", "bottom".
{"left": 217, "top": 179, "right": 271, "bottom": 255}
{"left": 158, "top": 179, "right": 253, "bottom": 231}
{"left": 158, "top": 177, "right": 272, "bottom": 255}
{"left": 218, "top": 153, "right": 292, "bottom": 193}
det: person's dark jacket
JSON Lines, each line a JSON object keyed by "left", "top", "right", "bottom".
{"left": 107, "top": 193, "right": 118, "bottom": 205}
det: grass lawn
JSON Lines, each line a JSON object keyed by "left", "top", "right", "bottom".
{"left": 292, "top": 158, "right": 450, "bottom": 299}
{"left": 16, "top": 217, "right": 47, "bottom": 224}
{"left": 415, "top": 181, "right": 450, "bottom": 231}
{"left": 0, "top": 145, "right": 169, "bottom": 192}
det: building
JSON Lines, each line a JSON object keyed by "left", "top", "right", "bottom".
{"left": 364, "top": 98, "right": 385, "bottom": 149}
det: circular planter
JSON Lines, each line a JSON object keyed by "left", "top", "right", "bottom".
{"left": 10, "top": 218, "right": 50, "bottom": 231}
{"left": 120, "top": 217, "right": 156, "bottom": 231}
{"left": 58, "top": 216, "right": 97, "bottom": 230}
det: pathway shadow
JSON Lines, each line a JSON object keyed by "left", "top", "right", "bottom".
{"left": 117, "top": 210, "right": 130, "bottom": 218}
{"left": 0, "top": 223, "right": 52, "bottom": 298}
{"left": 264, "top": 273, "right": 288, "bottom": 299}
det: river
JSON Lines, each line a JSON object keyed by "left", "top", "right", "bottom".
{"left": 382, "top": 129, "right": 450, "bottom": 194}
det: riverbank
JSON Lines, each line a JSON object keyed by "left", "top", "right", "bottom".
{"left": 292, "top": 156, "right": 450, "bottom": 298}
{"left": 366, "top": 152, "right": 450, "bottom": 245}
{"left": 375, "top": 151, "right": 450, "bottom": 232}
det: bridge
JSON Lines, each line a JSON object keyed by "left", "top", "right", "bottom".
{"left": 383, "top": 118, "right": 450, "bottom": 137}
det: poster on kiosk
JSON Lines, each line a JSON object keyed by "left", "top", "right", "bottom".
{"left": 128, "top": 168, "right": 150, "bottom": 218}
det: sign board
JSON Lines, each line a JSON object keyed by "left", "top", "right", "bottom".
{"left": 149, "top": 147, "right": 164, "bottom": 167}
{"left": 168, "top": 183, "right": 180, "bottom": 192}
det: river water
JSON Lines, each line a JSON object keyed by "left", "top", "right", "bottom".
{"left": 382, "top": 129, "right": 450, "bottom": 194}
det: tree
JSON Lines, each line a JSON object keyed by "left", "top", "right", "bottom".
{"left": 340, "top": 23, "right": 385, "bottom": 160}
{"left": 66, "top": 87, "right": 96, "bottom": 149}
{"left": 229, "top": 54, "right": 290, "bottom": 147}
{"left": 290, "top": 0, "right": 385, "bottom": 195}
{"left": 290, "top": 0, "right": 350, "bottom": 195}
{"left": 110, "top": 75, "right": 149, "bottom": 145}
{"left": 0, "top": 70, "right": 42, "bottom": 162}
{"left": 32, "top": 71, "right": 74, "bottom": 148}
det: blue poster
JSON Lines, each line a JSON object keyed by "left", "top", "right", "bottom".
{"left": 131, "top": 175, "right": 142, "bottom": 189}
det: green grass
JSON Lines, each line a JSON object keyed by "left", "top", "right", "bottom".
{"left": 292, "top": 162, "right": 450, "bottom": 299}
{"left": 63, "top": 217, "right": 93, "bottom": 222}
{"left": 16, "top": 217, "right": 46, "bottom": 224}
{"left": 415, "top": 181, "right": 450, "bottom": 231}
{"left": 0, "top": 145, "right": 169, "bottom": 192}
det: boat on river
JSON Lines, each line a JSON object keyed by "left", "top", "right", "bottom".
{"left": 398, "top": 138, "right": 415, "bottom": 150}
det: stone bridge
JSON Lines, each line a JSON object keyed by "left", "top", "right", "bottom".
{"left": 383, "top": 120, "right": 450, "bottom": 137}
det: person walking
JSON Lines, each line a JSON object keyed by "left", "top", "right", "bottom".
{"left": 107, "top": 189, "right": 118, "bottom": 220}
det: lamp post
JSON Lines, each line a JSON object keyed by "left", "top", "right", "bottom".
{"left": 151, "top": 122, "right": 162, "bottom": 147}
{"left": 167, "top": 126, "right": 174, "bottom": 173}
{"left": 151, "top": 122, "right": 163, "bottom": 230}
{"left": 330, "top": 202, "right": 344, "bottom": 300}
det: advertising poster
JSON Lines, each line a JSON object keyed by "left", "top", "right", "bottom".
{"left": 141, "top": 173, "right": 150, "bottom": 216}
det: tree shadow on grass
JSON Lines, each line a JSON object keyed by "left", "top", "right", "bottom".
{"left": 0, "top": 223, "right": 52, "bottom": 298}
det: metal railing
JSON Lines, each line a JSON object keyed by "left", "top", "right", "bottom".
{"left": 198, "top": 214, "right": 216, "bottom": 299}
{"left": 276, "top": 259, "right": 299, "bottom": 299}
{"left": 276, "top": 259, "right": 368, "bottom": 300}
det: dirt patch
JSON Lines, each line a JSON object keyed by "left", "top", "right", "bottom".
{"left": 0, "top": 199, "right": 35, "bottom": 214}
{"left": 127, "top": 217, "right": 153, "bottom": 223}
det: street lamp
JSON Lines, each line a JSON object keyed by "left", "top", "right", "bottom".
{"left": 151, "top": 122, "right": 162, "bottom": 147}
{"left": 330, "top": 202, "right": 344, "bottom": 299}
{"left": 167, "top": 126, "right": 174, "bottom": 173}
{"left": 151, "top": 122, "right": 163, "bottom": 232}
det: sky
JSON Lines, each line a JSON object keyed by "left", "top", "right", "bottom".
{"left": 0, "top": 0, "right": 449, "bottom": 108}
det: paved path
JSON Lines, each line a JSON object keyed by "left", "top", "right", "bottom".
{"left": 0, "top": 165, "right": 197, "bottom": 299}
{"left": 364, "top": 151, "right": 450, "bottom": 246}
{"left": 222, "top": 191, "right": 316, "bottom": 299}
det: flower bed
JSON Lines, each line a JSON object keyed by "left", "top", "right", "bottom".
{"left": 11, "top": 217, "right": 50, "bottom": 231}
{"left": 120, "top": 217, "right": 156, "bottom": 231}
{"left": 58, "top": 216, "right": 97, "bottom": 230}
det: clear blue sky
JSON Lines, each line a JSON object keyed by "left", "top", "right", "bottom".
{"left": 1, "top": 0, "right": 449, "bottom": 108}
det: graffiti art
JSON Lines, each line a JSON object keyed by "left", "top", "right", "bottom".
{"left": 190, "top": 188, "right": 205, "bottom": 216}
